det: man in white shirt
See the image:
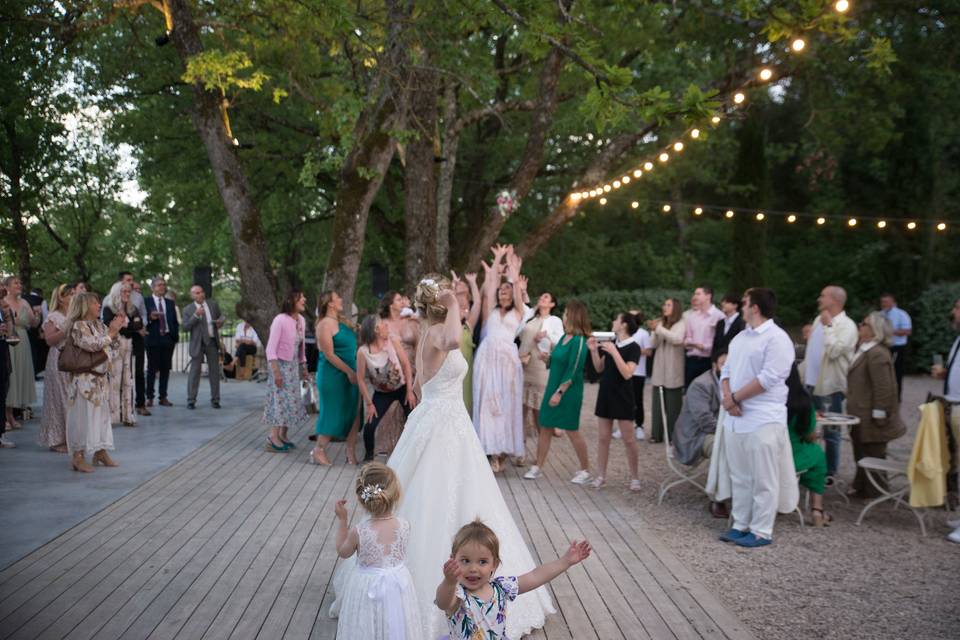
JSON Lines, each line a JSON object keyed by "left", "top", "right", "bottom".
{"left": 880, "top": 293, "right": 912, "bottom": 401}
{"left": 803, "top": 285, "right": 858, "bottom": 479}
{"left": 719, "top": 287, "right": 796, "bottom": 548}
{"left": 233, "top": 319, "right": 261, "bottom": 365}
{"left": 933, "top": 297, "right": 960, "bottom": 543}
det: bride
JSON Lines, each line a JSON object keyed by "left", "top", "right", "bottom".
{"left": 331, "top": 274, "right": 554, "bottom": 638}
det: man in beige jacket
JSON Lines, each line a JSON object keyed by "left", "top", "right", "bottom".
{"left": 803, "top": 285, "right": 858, "bottom": 479}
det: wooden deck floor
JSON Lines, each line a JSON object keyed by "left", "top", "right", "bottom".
{"left": 0, "top": 412, "right": 755, "bottom": 640}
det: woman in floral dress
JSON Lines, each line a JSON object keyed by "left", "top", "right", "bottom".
{"left": 263, "top": 290, "right": 309, "bottom": 452}
{"left": 38, "top": 283, "right": 74, "bottom": 451}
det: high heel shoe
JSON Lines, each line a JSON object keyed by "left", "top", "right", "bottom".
{"left": 72, "top": 455, "right": 94, "bottom": 473}
{"left": 310, "top": 447, "right": 332, "bottom": 466}
{"left": 93, "top": 450, "right": 118, "bottom": 467}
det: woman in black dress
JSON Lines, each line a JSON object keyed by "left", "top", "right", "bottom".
{"left": 587, "top": 311, "right": 641, "bottom": 490}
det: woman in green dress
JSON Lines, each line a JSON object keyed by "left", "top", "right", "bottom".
{"left": 524, "top": 300, "right": 592, "bottom": 484}
{"left": 786, "top": 364, "right": 831, "bottom": 527}
{"left": 311, "top": 290, "right": 360, "bottom": 466}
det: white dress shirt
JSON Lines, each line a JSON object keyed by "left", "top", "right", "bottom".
{"left": 721, "top": 319, "right": 795, "bottom": 434}
{"left": 197, "top": 301, "right": 215, "bottom": 337}
{"left": 947, "top": 336, "right": 960, "bottom": 398}
{"left": 234, "top": 322, "right": 261, "bottom": 346}
{"left": 631, "top": 327, "right": 652, "bottom": 376}
{"left": 153, "top": 296, "right": 169, "bottom": 334}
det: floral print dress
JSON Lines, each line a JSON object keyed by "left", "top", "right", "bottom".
{"left": 262, "top": 335, "right": 308, "bottom": 428}
{"left": 447, "top": 576, "right": 519, "bottom": 640}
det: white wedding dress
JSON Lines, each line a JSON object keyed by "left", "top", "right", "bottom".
{"left": 330, "top": 349, "right": 554, "bottom": 638}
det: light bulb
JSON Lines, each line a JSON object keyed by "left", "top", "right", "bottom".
{"left": 589, "top": 190, "right": 597, "bottom": 197}
{"left": 673, "top": 142, "right": 684, "bottom": 152}
{"left": 759, "top": 68, "right": 773, "bottom": 81}
{"left": 613, "top": 180, "right": 621, "bottom": 189}
{"left": 662, "top": 204, "right": 671, "bottom": 212}
{"left": 658, "top": 152, "right": 669, "bottom": 162}
{"left": 792, "top": 38, "right": 806, "bottom": 52}
{"left": 877, "top": 220, "right": 887, "bottom": 229}
{"left": 787, "top": 214, "right": 797, "bottom": 223}
{"left": 816, "top": 217, "right": 826, "bottom": 225}
{"left": 848, "top": 218, "right": 857, "bottom": 227}
{"left": 711, "top": 116, "right": 721, "bottom": 124}
{"left": 756, "top": 212, "right": 765, "bottom": 221}
{"left": 694, "top": 207, "right": 703, "bottom": 215}
{"left": 622, "top": 175, "right": 630, "bottom": 184}
{"left": 580, "top": 191, "right": 589, "bottom": 199}
{"left": 725, "top": 210, "right": 734, "bottom": 218}
{"left": 691, "top": 128, "right": 700, "bottom": 138}
{"left": 643, "top": 162, "right": 654, "bottom": 171}
{"left": 633, "top": 169, "right": 642, "bottom": 178}
{"left": 570, "top": 193, "right": 581, "bottom": 201}
{"left": 603, "top": 184, "right": 612, "bottom": 192}
{"left": 599, "top": 197, "right": 607, "bottom": 205}
{"left": 907, "top": 221, "right": 917, "bottom": 230}
{"left": 937, "top": 222, "right": 947, "bottom": 231}
{"left": 733, "top": 92, "right": 745, "bottom": 104}
{"left": 631, "top": 201, "right": 639, "bottom": 209}
{"left": 835, "top": 0, "right": 849, "bottom": 13}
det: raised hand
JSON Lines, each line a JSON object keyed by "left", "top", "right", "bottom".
{"left": 465, "top": 272, "right": 478, "bottom": 285}
{"left": 438, "top": 289, "right": 457, "bottom": 308}
{"left": 563, "top": 540, "right": 592, "bottom": 566}
{"left": 450, "top": 270, "right": 461, "bottom": 287}
{"left": 442, "top": 557, "right": 463, "bottom": 583}
{"left": 334, "top": 499, "right": 348, "bottom": 521}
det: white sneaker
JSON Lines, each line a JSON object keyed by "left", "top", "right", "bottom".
{"left": 523, "top": 466, "right": 542, "bottom": 480}
{"left": 570, "top": 469, "right": 592, "bottom": 485}
{"left": 0, "top": 437, "right": 14, "bottom": 449}
{"left": 629, "top": 479, "right": 642, "bottom": 492}
{"left": 947, "top": 527, "right": 960, "bottom": 544}
{"left": 635, "top": 426, "right": 645, "bottom": 441}
{"left": 947, "top": 517, "right": 960, "bottom": 529}
{"left": 612, "top": 428, "right": 622, "bottom": 440}
{"left": 589, "top": 476, "right": 605, "bottom": 489}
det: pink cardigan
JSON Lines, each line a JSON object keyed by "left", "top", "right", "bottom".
{"left": 265, "top": 313, "right": 306, "bottom": 363}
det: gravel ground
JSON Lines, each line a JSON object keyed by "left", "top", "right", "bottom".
{"left": 568, "top": 374, "right": 958, "bottom": 640}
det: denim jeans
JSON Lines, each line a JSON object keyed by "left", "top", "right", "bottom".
{"left": 810, "top": 389, "right": 845, "bottom": 477}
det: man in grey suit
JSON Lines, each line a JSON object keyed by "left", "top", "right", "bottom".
{"left": 182, "top": 285, "right": 225, "bottom": 410}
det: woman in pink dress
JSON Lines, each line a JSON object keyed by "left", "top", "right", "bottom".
{"left": 472, "top": 245, "right": 525, "bottom": 473}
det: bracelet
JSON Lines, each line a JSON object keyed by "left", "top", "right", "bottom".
{"left": 731, "top": 391, "right": 740, "bottom": 406}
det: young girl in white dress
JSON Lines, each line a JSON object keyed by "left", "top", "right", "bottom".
{"left": 333, "top": 462, "right": 422, "bottom": 640}
{"left": 436, "top": 520, "right": 591, "bottom": 640}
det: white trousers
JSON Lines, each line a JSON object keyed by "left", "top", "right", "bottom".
{"left": 725, "top": 422, "right": 791, "bottom": 539}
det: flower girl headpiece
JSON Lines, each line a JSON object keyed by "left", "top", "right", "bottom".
{"left": 360, "top": 483, "right": 384, "bottom": 503}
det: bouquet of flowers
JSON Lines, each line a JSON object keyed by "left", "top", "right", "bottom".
{"left": 496, "top": 190, "right": 519, "bottom": 217}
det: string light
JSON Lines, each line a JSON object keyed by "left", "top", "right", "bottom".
{"left": 725, "top": 210, "right": 735, "bottom": 218}
{"left": 643, "top": 162, "right": 654, "bottom": 171}
{"left": 631, "top": 201, "right": 639, "bottom": 209}
{"left": 589, "top": 190, "right": 597, "bottom": 197}
{"left": 792, "top": 38, "right": 806, "bottom": 52}
{"left": 759, "top": 68, "right": 773, "bottom": 81}
{"left": 877, "top": 220, "right": 887, "bottom": 229}
{"left": 787, "top": 214, "right": 797, "bottom": 223}
{"left": 673, "top": 142, "right": 684, "bottom": 152}
{"left": 662, "top": 204, "right": 671, "bottom": 212}
{"left": 835, "top": 0, "right": 849, "bottom": 13}
{"left": 613, "top": 180, "right": 621, "bottom": 189}
{"left": 907, "top": 221, "right": 917, "bottom": 230}
{"left": 659, "top": 152, "right": 669, "bottom": 162}
{"left": 694, "top": 207, "right": 703, "bottom": 215}
{"left": 816, "top": 217, "right": 826, "bottom": 225}
{"left": 603, "top": 184, "right": 612, "bottom": 192}
{"left": 847, "top": 217, "right": 857, "bottom": 227}
{"left": 733, "top": 92, "right": 746, "bottom": 104}
{"left": 937, "top": 222, "right": 947, "bottom": 231}
{"left": 571, "top": 193, "right": 581, "bottom": 202}
{"left": 580, "top": 191, "right": 589, "bottom": 199}
{"left": 756, "top": 212, "right": 765, "bottom": 221}
{"left": 599, "top": 197, "right": 607, "bottom": 205}
{"left": 711, "top": 116, "right": 721, "bottom": 124}
{"left": 691, "top": 129, "right": 700, "bottom": 139}
{"left": 622, "top": 175, "right": 631, "bottom": 184}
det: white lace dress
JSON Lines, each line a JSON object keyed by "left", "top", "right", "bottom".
{"left": 472, "top": 310, "right": 525, "bottom": 456}
{"left": 335, "top": 517, "right": 422, "bottom": 640}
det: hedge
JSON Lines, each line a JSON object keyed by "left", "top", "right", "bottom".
{"left": 909, "top": 281, "right": 960, "bottom": 373}
{"left": 568, "top": 288, "right": 690, "bottom": 328}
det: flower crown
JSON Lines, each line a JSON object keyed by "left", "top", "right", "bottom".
{"left": 360, "top": 483, "right": 384, "bottom": 503}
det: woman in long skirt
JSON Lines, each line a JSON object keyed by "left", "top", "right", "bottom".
{"left": 3, "top": 276, "right": 39, "bottom": 429}
{"left": 103, "top": 282, "right": 142, "bottom": 426}
{"left": 38, "top": 284, "right": 74, "bottom": 451}
{"left": 263, "top": 290, "right": 309, "bottom": 451}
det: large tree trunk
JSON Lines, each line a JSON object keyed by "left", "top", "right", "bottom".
{"left": 322, "top": 0, "right": 410, "bottom": 306}
{"left": 403, "top": 64, "right": 440, "bottom": 290}
{"left": 435, "top": 78, "right": 459, "bottom": 271}
{"left": 167, "top": 0, "right": 278, "bottom": 341}
{"left": 0, "top": 116, "right": 33, "bottom": 289}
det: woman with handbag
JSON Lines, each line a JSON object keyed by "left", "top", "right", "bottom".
{"left": 263, "top": 290, "right": 310, "bottom": 452}
{"left": 62, "top": 292, "right": 125, "bottom": 473}
{"left": 103, "top": 282, "right": 142, "bottom": 427}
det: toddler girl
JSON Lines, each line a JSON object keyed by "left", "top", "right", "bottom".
{"left": 435, "top": 519, "right": 591, "bottom": 639}
{"left": 333, "top": 462, "right": 422, "bottom": 640}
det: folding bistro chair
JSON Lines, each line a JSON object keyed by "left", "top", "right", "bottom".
{"left": 657, "top": 387, "right": 709, "bottom": 504}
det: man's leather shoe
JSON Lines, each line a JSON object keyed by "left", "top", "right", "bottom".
{"left": 146, "top": 399, "right": 153, "bottom": 407}
{"left": 709, "top": 501, "right": 730, "bottom": 519}
{"left": 187, "top": 402, "right": 196, "bottom": 410}
{"left": 159, "top": 399, "right": 172, "bottom": 407}
{"left": 212, "top": 402, "right": 221, "bottom": 409}
{"left": 136, "top": 407, "right": 152, "bottom": 416}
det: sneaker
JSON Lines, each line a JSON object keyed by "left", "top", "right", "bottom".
{"left": 523, "top": 466, "right": 542, "bottom": 480}
{"left": 0, "top": 436, "right": 15, "bottom": 449}
{"left": 612, "top": 428, "right": 622, "bottom": 440}
{"left": 570, "top": 469, "right": 592, "bottom": 485}
{"left": 947, "top": 528, "right": 960, "bottom": 544}
{"left": 590, "top": 476, "right": 606, "bottom": 489}
{"left": 635, "top": 426, "right": 645, "bottom": 441}
{"left": 629, "top": 479, "right": 641, "bottom": 492}
{"left": 719, "top": 528, "right": 750, "bottom": 543}
{"left": 734, "top": 533, "right": 772, "bottom": 548}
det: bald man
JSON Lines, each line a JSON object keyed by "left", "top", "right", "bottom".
{"left": 803, "top": 285, "right": 858, "bottom": 480}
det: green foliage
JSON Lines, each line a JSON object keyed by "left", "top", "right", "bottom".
{"left": 575, "top": 289, "right": 690, "bottom": 329}
{"left": 910, "top": 282, "right": 960, "bottom": 374}
{"left": 182, "top": 50, "right": 269, "bottom": 93}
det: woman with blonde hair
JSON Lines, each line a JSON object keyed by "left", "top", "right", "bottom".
{"left": 2, "top": 276, "right": 39, "bottom": 430}
{"left": 847, "top": 311, "right": 905, "bottom": 498}
{"left": 103, "top": 282, "right": 142, "bottom": 426}
{"left": 38, "top": 284, "right": 75, "bottom": 451}
{"left": 63, "top": 292, "right": 125, "bottom": 472}
{"left": 311, "top": 290, "right": 360, "bottom": 465}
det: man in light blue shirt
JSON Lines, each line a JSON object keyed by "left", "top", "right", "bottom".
{"left": 880, "top": 293, "right": 911, "bottom": 401}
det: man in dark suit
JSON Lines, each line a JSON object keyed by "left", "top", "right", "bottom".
{"left": 182, "top": 284, "right": 225, "bottom": 410}
{"left": 711, "top": 293, "right": 744, "bottom": 361}
{"left": 144, "top": 277, "right": 179, "bottom": 407}
{"left": 0, "top": 286, "right": 14, "bottom": 448}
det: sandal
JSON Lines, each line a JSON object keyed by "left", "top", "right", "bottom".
{"left": 811, "top": 507, "right": 833, "bottom": 528}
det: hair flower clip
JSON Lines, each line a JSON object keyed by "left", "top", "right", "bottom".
{"left": 360, "top": 483, "right": 384, "bottom": 502}
{"left": 420, "top": 278, "right": 436, "bottom": 287}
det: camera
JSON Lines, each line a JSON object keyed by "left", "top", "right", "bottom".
{"left": 591, "top": 331, "right": 616, "bottom": 343}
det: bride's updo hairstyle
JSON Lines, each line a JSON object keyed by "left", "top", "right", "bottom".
{"left": 355, "top": 462, "right": 401, "bottom": 518}
{"left": 415, "top": 273, "right": 451, "bottom": 323}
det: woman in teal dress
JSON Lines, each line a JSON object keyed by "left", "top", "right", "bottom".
{"left": 786, "top": 364, "right": 831, "bottom": 527}
{"left": 311, "top": 290, "right": 360, "bottom": 465}
{"left": 524, "top": 300, "right": 593, "bottom": 484}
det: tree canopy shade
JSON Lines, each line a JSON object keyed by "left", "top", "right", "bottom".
{"left": 2, "top": 1, "right": 958, "bottom": 342}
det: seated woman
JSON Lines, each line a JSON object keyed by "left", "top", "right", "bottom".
{"left": 785, "top": 363, "right": 831, "bottom": 527}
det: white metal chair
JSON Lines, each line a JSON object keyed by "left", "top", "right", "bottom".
{"left": 854, "top": 456, "right": 929, "bottom": 535}
{"left": 657, "top": 387, "right": 709, "bottom": 504}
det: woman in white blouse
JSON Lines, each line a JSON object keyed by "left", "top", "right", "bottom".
{"left": 518, "top": 292, "right": 564, "bottom": 442}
